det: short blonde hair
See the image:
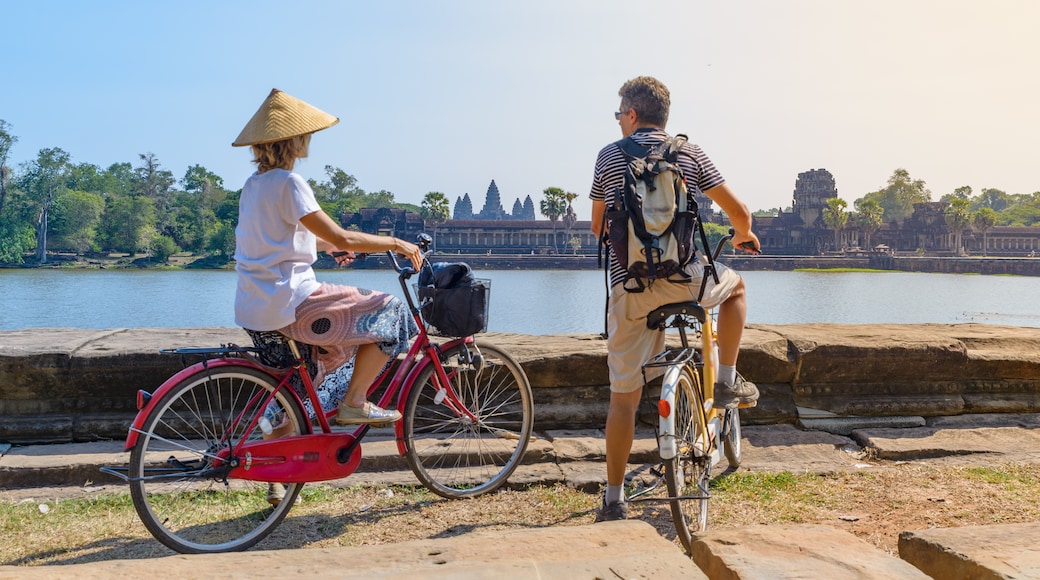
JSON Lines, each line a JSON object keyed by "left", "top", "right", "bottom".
{"left": 250, "top": 133, "right": 311, "bottom": 173}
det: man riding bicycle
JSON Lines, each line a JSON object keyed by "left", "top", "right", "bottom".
{"left": 589, "top": 76, "right": 760, "bottom": 522}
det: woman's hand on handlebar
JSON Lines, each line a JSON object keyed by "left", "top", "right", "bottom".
{"left": 331, "top": 251, "right": 358, "bottom": 267}
{"left": 395, "top": 239, "right": 424, "bottom": 272}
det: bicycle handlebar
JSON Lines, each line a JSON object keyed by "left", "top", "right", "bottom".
{"left": 715, "top": 228, "right": 760, "bottom": 260}
{"left": 331, "top": 233, "right": 434, "bottom": 278}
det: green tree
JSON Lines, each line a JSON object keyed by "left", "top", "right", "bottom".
{"left": 540, "top": 186, "right": 569, "bottom": 254}
{"left": 945, "top": 197, "right": 971, "bottom": 255}
{"left": 360, "top": 189, "right": 396, "bottom": 208}
{"left": 50, "top": 190, "right": 105, "bottom": 252}
{"left": 0, "top": 119, "right": 17, "bottom": 215}
{"left": 208, "top": 220, "right": 237, "bottom": 259}
{"left": 0, "top": 120, "right": 33, "bottom": 263}
{"left": 20, "top": 147, "right": 72, "bottom": 263}
{"left": 853, "top": 198, "right": 884, "bottom": 250}
{"left": 822, "top": 197, "right": 849, "bottom": 251}
{"left": 101, "top": 195, "right": 157, "bottom": 253}
{"left": 136, "top": 153, "right": 176, "bottom": 239}
{"left": 149, "top": 234, "right": 180, "bottom": 264}
{"left": 939, "top": 185, "right": 972, "bottom": 204}
{"left": 974, "top": 188, "right": 1008, "bottom": 212}
{"left": 997, "top": 192, "right": 1040, "bottom": 226}
{"left": 420, "top": 191, "right": 451, "bottom": 253}
{"left": 858, "top": 168, "right": 931, "bottom": 223}
{"left": 167, "top": 190, "right": 217, "bottom": 253}
{"left": 702, "top": 222, "right": 730, "bottom": 255}
{"left": 182, "top": 164, "right": 225, "bottom": 194}
{"left": 103, "top": 162, "right": 140, "bottom": 197}
{"left": 971, "top": 207, "right": 997, "bottom": 256}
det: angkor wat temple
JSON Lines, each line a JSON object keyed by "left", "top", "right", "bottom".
{"left": 453, "top": 180, "right": 537, "bottom": 221}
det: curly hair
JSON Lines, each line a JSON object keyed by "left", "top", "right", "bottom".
{"left": 250, "top": 133, "right": 311, "bottom": 173}
{"left": 619, "top": 76, "right": 670, "bottom": 128}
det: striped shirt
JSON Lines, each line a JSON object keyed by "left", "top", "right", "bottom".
{"left": 590, "top": 128, "right": 725, "bottom": 287}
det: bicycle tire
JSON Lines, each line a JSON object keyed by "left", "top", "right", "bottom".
{"left": 129, "top": 364, "right": 308, "bottom": 554}
{"left": 723, "top": 407, "right": 742, "bottom": 468}
{"left": 403, "top": 341, "right": 534, "bottom": 499}
{"left": 662, "top": 364, "right": 711, "bottom": 554}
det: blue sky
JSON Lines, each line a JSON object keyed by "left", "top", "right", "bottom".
{"left": 3, "top": 1, "right": 1038, "bottom": 220}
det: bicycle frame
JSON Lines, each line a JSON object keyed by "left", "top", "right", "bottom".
{"left": 117, "top": 249, "right": 481, "bottom": 484}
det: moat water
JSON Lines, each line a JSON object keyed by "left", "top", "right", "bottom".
{"left": 3, "top": 268, "right": 1040, "bottom": 334}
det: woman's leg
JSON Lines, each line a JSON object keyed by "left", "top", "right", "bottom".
{"left": 341, "top": 342, "right": 390, "bottom": 409}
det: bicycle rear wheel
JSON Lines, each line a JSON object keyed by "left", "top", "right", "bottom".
{"left": 403, "top": 341, "right": 534, "bottom": 499}
{"left": 662, "top": 365, "right": 711, "bottom": 554}
{"left": 128, "top": 364, "right": 308, "bottom": 554}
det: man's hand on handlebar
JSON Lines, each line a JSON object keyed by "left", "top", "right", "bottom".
{"left": 731, "top": 231, "right": 762, "bottom": 255}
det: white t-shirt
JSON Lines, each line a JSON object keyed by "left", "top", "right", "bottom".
{"left": 234, "top": 169, "right": 323, "bottom": 331}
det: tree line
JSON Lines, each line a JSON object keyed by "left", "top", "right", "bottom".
{"left": 0, "top": 120, "right": 589, "bottom": 265}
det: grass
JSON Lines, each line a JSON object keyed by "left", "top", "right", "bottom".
{"left": 3, "top": 463, "right": 1040, "bottom": 566}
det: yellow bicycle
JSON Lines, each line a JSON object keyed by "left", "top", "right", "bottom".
{"left": 629, "top": 230, "right": 750, "bottom": 555}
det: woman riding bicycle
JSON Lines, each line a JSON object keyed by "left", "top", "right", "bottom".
{"left": 231, "top": 88, "right": 424, "bottom": 436}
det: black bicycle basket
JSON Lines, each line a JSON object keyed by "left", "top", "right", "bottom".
{"left": 416, "top": 262, "right": 490, "bottom": 337}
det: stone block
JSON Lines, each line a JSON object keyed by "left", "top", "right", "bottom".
{"left": 899, "top": 523, "right": 1040, "bottom": 579}
{"left": 692, "top": 523, "right": 928, "bottom": 578}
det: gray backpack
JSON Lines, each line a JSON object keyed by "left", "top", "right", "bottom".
{"left": 604, "top": 134, "right": 699, "bottom": 292}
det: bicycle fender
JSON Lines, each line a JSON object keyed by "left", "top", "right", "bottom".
{"left": 123, "top": 358, "right": 276, "bottom": 450}
{"left": 658, "top": 365, "right": 683, "bottom": 460}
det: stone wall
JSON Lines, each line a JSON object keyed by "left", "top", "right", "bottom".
{"left": 2, "top": 324, "right": 1039, "bottom": 444}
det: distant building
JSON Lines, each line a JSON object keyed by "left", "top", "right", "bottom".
{"left": 345, "top": 171, "right": 1040, "bottom": 258}
{"left": 753, "top": 168, "right": 1040, "bottom": 256}
{"left": 750, "top": 169, "right": 837, "bottom": 254}
{"left": 453, "top": 180, "right": 537, "bottom": 221}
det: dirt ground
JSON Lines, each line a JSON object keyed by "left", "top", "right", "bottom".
{"left": 3, "top": 459, "right": 1038, "bottom": 566}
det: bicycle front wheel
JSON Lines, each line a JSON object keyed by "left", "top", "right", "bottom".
{"left": 128, "top": 364, "right": 308, "bottom": 554}
{"left": 662, "top": 365, "right": 711, "bottom": 554}
{"left": 403, "top": 341, "right": 534, "bottom": 499}
{"left": 723, "top": 407, "right": 742, "bottom": 467}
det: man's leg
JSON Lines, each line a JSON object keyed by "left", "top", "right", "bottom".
{"left": 713, "top": 277, "right": 759, "bottom": 408}
{"left": 715, "top": 277, "right": 747, "bottom": 367}
{"left": 605, "top": 387, "right": 642, "bottom": 487}
{"left": 598, "top": 386, "right": 641, "bottom": 521}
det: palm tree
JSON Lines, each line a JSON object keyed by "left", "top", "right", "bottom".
{"left": 972, "top": 208, "right": 997, "bottom": 257}
{"left": 822, "top": 197, "right": 849, "bottom": 252}
{"left": 420, "top": 191, "right": 451, "bottom": 254}
{"left": 945, "top": 197, "right": 971, "bottom": 255}
{"left": 540, "top": 187, "right": 569, "bottom": 254}
{"left": 854, "top": 199, "right": 884, "bottom": 250}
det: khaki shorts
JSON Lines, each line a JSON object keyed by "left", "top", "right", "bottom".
{"left": 606, "top": 256, "right": 742, "bottom": 393}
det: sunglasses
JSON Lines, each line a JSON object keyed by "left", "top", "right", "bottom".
{"left": 614, "top": 109, "right": 629, "bottom": 120}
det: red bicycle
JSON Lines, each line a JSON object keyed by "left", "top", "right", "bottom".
{"left": 103, "top": 236, "right": 534, "bottom": 554}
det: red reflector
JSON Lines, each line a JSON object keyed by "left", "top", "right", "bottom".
{"left": 136, "top": 390, "right": 152, "bottom": 410}
{"left": 658, "top": 399, "right": 671, "bottom": 418}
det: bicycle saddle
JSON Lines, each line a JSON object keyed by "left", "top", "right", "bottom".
{"left": 646, "top": 301, "right": 706, "bottom": 330}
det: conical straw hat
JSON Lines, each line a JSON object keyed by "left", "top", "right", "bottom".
{"left": 232, "top": 88, "right": 339, "bottom": 147}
